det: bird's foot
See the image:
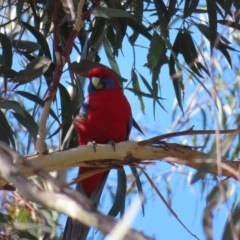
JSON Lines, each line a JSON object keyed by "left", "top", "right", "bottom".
{"left": 87, "top": 141, "right": 97, "bottom": 152}
{"left": 108, "top": 139, "right": 116, "bottom": 151}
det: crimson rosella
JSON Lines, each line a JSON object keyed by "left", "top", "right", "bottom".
{"left": 63, "top": 66, "right": 132, "bottom": 240}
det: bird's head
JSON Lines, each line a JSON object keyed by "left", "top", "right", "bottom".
{"left": 87, "top": 67, "right": 121, "bottom": 94}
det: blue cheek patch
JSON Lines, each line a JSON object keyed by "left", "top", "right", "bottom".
{"left": 87, "top": 78, "right": 115, "bottom": 94}
{"left": 103, "top": 78, "right": 115, "bottom": 89}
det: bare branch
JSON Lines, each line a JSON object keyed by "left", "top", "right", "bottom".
{"left": 0, "top": 139, "right": 239, "bottom": 189}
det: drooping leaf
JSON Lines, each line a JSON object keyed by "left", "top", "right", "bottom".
{"left": 21, "top": 21, "right": 52, "bottom": 59}
{"left": 195, "top": 23, "right": 237, "bottom": 67}
{"left": 92, "top": 6, "right": 132, "bottom": 18}
{"left": 183, "top": 0, "right": 199, "bottom": 18}
{"left": 69, "top": 60, "right": 127, "bottom": 83}
{"left": 0, "top": 66, "right": 17, "bottom": 78}
{"left": 0, "top": 212, "right": 12, "bottom": 223}
{"left": 0, "top": 100, "right": 26, "bottom": 117}
{"left": 147, "top": 31, "right": 164, "bottom": 69}
{"left": 206, "top": 0, "right": 218, "bottom": 53}
{"left": 103, "top": 36, "right": 121, "bottom": 76}
{"left": 233, "top": 0, "right": 240, "bottom": 22}
{"left": 15, "top": 91, "right": 60, "bottom": 124}
{"left": 0, "top": 33, "right": 12, "bottom": 68}
{"left": 131, "top": 70, "right": 145, "bottom": 113}
{"left": 132, "top": 118, "right": 145, "bottom": 135}
{"left": 16, "top": 231, "right": 38, "bottom": 240}
{"left": 14, "top": 57, "right": 52, "bottom": 84}
{"left": 11, "top": 110, "right": 39, "bottom": 141}
{"left": 126, "top": 88, "right": 164, "bottom": 99}
{"left": 222, "top": 201, "right": 240, "bottom": 240}
{"left": 108, "top": 17, "right": 127, "bottom": 56}
{"left": 130, "top": 166, "right": 145, "bottom": 216}
{"left": 16, "top": 0, "right": 24, "bottom": 22}
{"left": 169, "top": 31, "right": 184, "bottom": 112}
{"left": 128, "top": 0, "right": 143, "bottom": 44}
{"left": 0, "top": 110, "right": 15, "bottom": 147}
{"left": 218, "top": 19, "right": 240, "bottom": 31}
{"left": 58, "top": 84, "right": 72, "bottom": 144}
{"left": 181, "top": 32, "right": 203, "bottom": 78}
{"left": 128, "top": 19, "right": 152, "bottom": 41}
{"left": 224, "top": 0, "right": 234, "bottom": 18}
{"left": 12, "top": 40, "right": 41, "bottom": 52}
{"left": 108, "top": 169, "right": 126, "bottom": 217}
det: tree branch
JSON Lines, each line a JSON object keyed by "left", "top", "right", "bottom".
{"left": 0, "top": 139, "right": 239, "bottom": 190}
{"left": 0, "top": 142, "right": 151, "bottom": 240}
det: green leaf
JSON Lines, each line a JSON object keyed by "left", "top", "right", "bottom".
{"left": 0, "top": 212, "right": 12, "bottom": 223}
{"left": 130, "top": 166, "right": 145, "bottom": 216}
{"left": 21, "top": 21, "right": 52, "bottom": 59}
{"left": 131, "top": 70, "right": 145, "bottom": 113}
{"left": 0, "top": 100, "right": 26, "bottom": 116}
{"left": 12, "top": 40, "right": 41, "bottom": 52}
{"left": 16, "top": 0, "right": 24, "bottom": 22}
{"left": 218, "top": 19, "right": 240, "bottom": 30}
{"left": 108, "top": 17, "right": 127, "bottom": 56}
{"left": 147, "top": 32, "right": 164, "bottom": 69}
{"left": 206, "top": 0, "right": 218, "bottom": 53}
{"left": 12, "top": 110, "right": 39, "bottom": 141}
{"left": 15, "top": 57, "right": 51, "bottom": 84}
{"left": 195, "top": 23, "right": 237, "bottom": 67}
{"left": 128, "top": 19, "right": 152, "bottom": 41}
{"left": 103, "top": 37, "right": 121, "bottom": 76}
{"left": 58, "top": 84, "right": 72, "bottom": 144}
{"left": 128, "top": 0, "right": 143, "bottom": 44}
{"left": 108, "top": 169, "right": 126, "bottom": 217}
{"left": 16, "top": 231, "right": 38, "bottom": 240}
{"left": 0, "top": 66, "right": 17, "bottom": 78}
{"left": 0, "top": 110, "right": 15, "bottom": 147}
{"left": 181, "top": 32, "right": 203, "bottom": 78}
{"left": 172, "top": 75, "right": 184, "bottom": 113}
{"left": 69, "top": 60, "right": 127, "bottom": 83}
{"left": 183, "top": 0, "right": 199, "bottom": 18}
{"left": 15, "top": 91, "right": 60, "bottom": 124}
{"left": 132, "top": 118, "right": 145, "bottom": 135}
{"left": 222, "top": 200, "right": 240, "bottom": 240}
{"left": 92, "top": 7, "right": 132, "bottom": 18}
{"left": 138, "top": 73, "right": 154, "bottom": 95}
{"left": 126, "top": 87, "right": 164, "bottom": 99}
{"left": 0, "top": 33, "right": 13, "bottom": 68}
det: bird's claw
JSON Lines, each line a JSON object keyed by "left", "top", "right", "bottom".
{"left": 108, "top": 139, "right": 116, "bottom": 151}
{"left": 87, "top": 141, "right": 97, "bottom": 152}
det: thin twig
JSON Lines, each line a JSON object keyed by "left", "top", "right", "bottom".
{"left": 138, "top": 127, "right": 240, "bottom": 146}
{"left": 136, "top": 164, "right": 200, "bottom": 240}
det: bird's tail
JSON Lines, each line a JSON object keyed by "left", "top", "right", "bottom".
{"left": 62, "top": 168, "right": 108, "bottom": 240}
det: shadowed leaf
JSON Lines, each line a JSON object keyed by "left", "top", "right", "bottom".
{"left": 0, "top": 33, "right": 12, "bottom": 68}
{"left": 0, "top": 100, "right": 26, "bottom": 117}
{"left": 21, "top": 21, "right": 52, "bottom": 59}
{"left": 108, "top": 169, "right": 126, "bottom": 217}
{"left": 0, "top": 110, "right": 15, "bottom": 147}
{"left": 14, "top": 57, "right": 51, "bottom": 84}
{"left": 131, "top": 70, "right": 145, "bottom": 113}
{"left": 11, "top": 110, "right": 38, "bottom": 141}
{"left": 92, "top": 7, "right": 132, "bottom": 18}
{"left": 15, "top": 91, "right": 60, "bottom": 124}
{"left": 69, "top": 60, "right": 127, "bottom": 83}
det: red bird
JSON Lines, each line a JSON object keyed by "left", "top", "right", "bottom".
{"left": 63, "top": 67, "right": 132, "bottom": 240}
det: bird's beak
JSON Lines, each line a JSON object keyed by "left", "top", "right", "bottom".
{"left": 91, "top": 77, "right": 102, "bottom": 89}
